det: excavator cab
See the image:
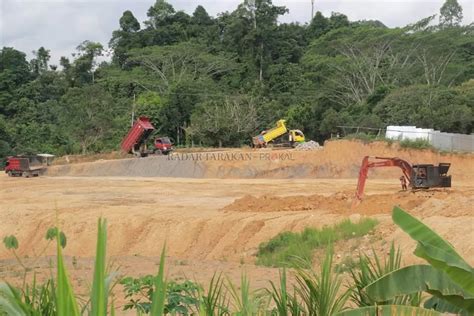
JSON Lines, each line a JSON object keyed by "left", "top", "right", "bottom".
{"left": 412, "top": 164, "right": 451, "bottom": 188}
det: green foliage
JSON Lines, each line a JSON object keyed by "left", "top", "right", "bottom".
{"left": 121, "top": 276, "right": 199, "bottom": 314}
{"left": 349, "top": 243, "right": 420, "bottom": 307}
{"left": 227, "top": 274, "right": 268, "bottom": 315}
{"left": 399, "top": 138, "right": 433, "bottom": 150}
{"left": 90, "top": 218, "right": 108, "bottom": 316}
{"left": 295, "top": 250, "right": 350, "bottom": 315}
{"left": 3, "top": 235, "right": 18, "bottom": 250}
{"left": 439, "top": 0, "right": 463, "bottom": 27}
{"left": 266, "top": 269, "right": 303, "bottom": 315}
{"left": 392, "top": 207, "right": 474, "bottom": 294}
{"left": 150, "top": 246, "right": 167, "bottom": 316}
{"left": 256, "top": 218, "right": 378, "bottom": 267}
{"left": 362, "top": 207, "right": 474, "bottom": 314}
{"left": 1, "top": 1, "right": 473, "bottom": 156}
{"left": 45, "top": 227, "right": 67, "bottom": 249}
{"left": 374, "top": 85, "right": 473, "bottom": 133}
{"left": 335, "top": 305, "right": 442, "bottom": 316}
{"left": 55, "top": 225, "right": 80, "bottom": 316}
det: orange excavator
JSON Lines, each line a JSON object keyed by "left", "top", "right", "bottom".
{"left": 352, "top": 156, "right": 452, "bottom": 207}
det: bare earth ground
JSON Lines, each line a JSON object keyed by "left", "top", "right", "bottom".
{"left": 0, "top": 141, "right": 473, "bottom": 313}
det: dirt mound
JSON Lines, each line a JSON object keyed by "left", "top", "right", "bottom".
{"left": 295, "top": 140, "right": 322, "bottom": 151}
{"left": 222, "top": 193, "right": 350, "bottom": 213}
{"left": 222, "top": 189, "right": 457, "bottom": 216}
{"left": 47, "top": 140, "right": 474, "bottom": 179}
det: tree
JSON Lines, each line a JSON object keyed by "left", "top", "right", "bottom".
{"left": 308, "top": 11, "right": 329, "bottom": 39}
{"left": 439, "top": 0, "right": 463, "bottom": 28}
{"left": 329, "top": 12, "right": 350, "bottom": 29}
{"left": 192, "top": 5, "right": 212, "bottom": 25}
{"left": 60, "top": 85, "right": 116, "bottom": 154}
{"left": 319, "top": 108, "right": 352, "bottom": 136}
{"left": 187, "top": 97, "right": 259, "bottom": 147}
{"left": 145, "top": 0, "right": 175, "bottom": 29}
{"left": 0, "top": 47, "right": 30, "bottom": 86}
{"left": 110, "top": 11, "right": 142, "bottom": 66}
{"left": 0, "top": 47, "right": 31, "bottom": 111}
{"left": 74, "top": 41, "right": 104, "bottom": 84}
{"left": 134, "top": 91, "right": 164, "bottom": 126}
{"left": 125, "top": 43, "right": 234, "bottom": 94}
{"left": 30, "top": 47, "right": 51, "bottom": 75}
{"left": 120, "top": 10, "right": 140, "bottom": 32}
{"left": 374, "top": 84, "right": 473, "bottom": 133}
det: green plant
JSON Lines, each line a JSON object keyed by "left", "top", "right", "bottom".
{"left": 226, "top": 274, "right": 268, "bottom": 315}
{"left": 399, "top": 138, "right": 433, "bottom": 150}
{"left": 352, "top": 207, "right": 474, "bottom": 315}
{"left": 348, "top": 242, "right": 421, "bottom": 307}
{"left": 295, "top": 250, "right": 350, "bottom": 315}
{"left": 257, "top": 218, "right": 378, "bottom": 267}
{"left": 121, "top": 276, "right": 199, "bottom": 314}
{"left": 193, "top": 273, "right": 229, "bottom": 316}
{"left": 0, "top": 219, "right": 167, "bottom": 316}
{"left": 0, "top": 226, "right": 68, "bottom": 316}
{"left": 267, "top": 269, "right": 303, "bottom": 316}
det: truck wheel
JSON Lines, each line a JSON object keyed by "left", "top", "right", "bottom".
{"left": 7, "top": 171, "right": 12, "bottom": 177}
{"left": 22, "top": 171, "right": 30, "bottom": 178}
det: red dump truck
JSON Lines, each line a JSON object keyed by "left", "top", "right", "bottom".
{"left": 121, "top": 116, "right": 173, "bottom": 157}
{"left": 5, "top": 154, "right": 54, "bottom": 177}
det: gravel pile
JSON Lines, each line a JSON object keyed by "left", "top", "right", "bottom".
{"left": 295, "top": 140, "right": 322, "bottom": 151}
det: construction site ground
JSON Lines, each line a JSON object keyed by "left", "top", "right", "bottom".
{"left": 0, "top": 140, "right": 473, "bottom": 310}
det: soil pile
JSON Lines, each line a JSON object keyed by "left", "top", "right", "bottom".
{"left": 295, "top": 140, "right": 322, "bottom": 151}
{"left": 222, "top": 189, "right": 458, "bottom": 215}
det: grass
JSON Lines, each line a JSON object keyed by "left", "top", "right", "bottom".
{"left": 343, "top": 133, "right": 390, "bottom": 144}
{"left": 256, "top": 218, "right": 378, "bottom": 267}
{"left": 399, "top": 138, "right": 433, "bottom": 150}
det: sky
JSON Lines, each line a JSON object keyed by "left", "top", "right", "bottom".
{"left": 1, "top": 0, "right": 473, "bottom": 65}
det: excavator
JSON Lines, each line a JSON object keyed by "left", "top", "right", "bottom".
{"left": 352, "top": 156, "right": 452, "bottom": 207}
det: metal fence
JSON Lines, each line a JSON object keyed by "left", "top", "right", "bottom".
{"left": 336, "top": 125, "right": 474, "bottom": 152}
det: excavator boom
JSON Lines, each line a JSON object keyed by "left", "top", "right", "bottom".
{"left": 353, "top": 156, "right": 413, "bottom": 205}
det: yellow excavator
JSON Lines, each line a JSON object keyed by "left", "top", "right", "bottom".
{"left": 252, "top": 119, "right": 305, "bottom": 148}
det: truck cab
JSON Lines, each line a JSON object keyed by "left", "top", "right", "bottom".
{"left": 154, "top": 137, "right": 173, "bottom": 155}
{"left": 289, "top": 129, "right": 305, "bottom": 145}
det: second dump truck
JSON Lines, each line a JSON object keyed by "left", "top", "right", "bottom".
{"left": 252, "top": 119, "right": 305, "bottom": 148}
{"left": 5, "top": 154, "right": 54, "bottom": 177}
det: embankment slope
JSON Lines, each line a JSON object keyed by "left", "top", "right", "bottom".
{"left": 46, "top": 140, "right": 473, "bottom": 179}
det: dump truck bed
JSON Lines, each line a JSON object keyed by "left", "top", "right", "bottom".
{"left": 252, "top": 120, "right": 288, "bottom": 146}
{"left": 121, "top": 117, "right": 155, "bottom": 154}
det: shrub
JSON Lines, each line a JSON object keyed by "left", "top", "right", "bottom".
{"left": 399, "top": 138, "right": 433, "bottom": 150}
{"left": 256, "top": 218, "right": 378, "bottom": 267}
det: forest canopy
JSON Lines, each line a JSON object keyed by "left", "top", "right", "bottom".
{"left": 0, "top": 0, "right": 472, "bottom": 156}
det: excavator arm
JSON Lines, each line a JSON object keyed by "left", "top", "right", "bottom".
{"left": 353, "top": 156, "right": 413, "bottom": 206}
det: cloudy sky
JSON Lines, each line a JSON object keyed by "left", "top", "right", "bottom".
{"left": 1, "top": 0, "right": 472, "bottom": 65}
